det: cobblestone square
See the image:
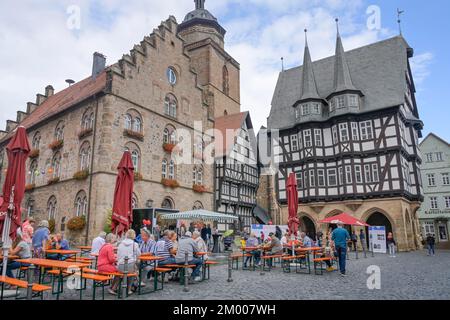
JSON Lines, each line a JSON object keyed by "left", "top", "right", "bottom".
{"left": 14, "top": 250, "right": 449, "bottom": 301}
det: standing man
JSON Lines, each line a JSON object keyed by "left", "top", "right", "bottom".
{"left": 359, "top": 229, "right": 366, "bottom": 254}
{"left": 350, "top": 231, "right": 358, "bottom": 251}
{"left": 426, "top": 233, "right": 436, "bottom": 256}
{"left": 331, "top": 223, "right": 350, "bottom": 276}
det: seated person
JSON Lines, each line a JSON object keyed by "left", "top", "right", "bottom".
{"left": 155, "top": 230, "right": 176, "bottom": 267}
{"left": 175, "top": 231, "right": 203, "bottom": 282}
{"left": 47, "top": 233, "right": 70, "bottom": 260}
{"left": 319, "top": 242, "right": 336, "bottom": 272}
{"left": 97, "top": 233, "right": 120, "bottom": 295}
{"left": 139, "top": 228, "right": 157, "bottom": 281}
{"left": 192, "top": 231, "right": 209, "bottom": 260}
{"left": 244, "top": 233, "right": 261, "bottom": 268}
{"left": 299, "top": 232, "right": 313, "bottom": 248}
{"left": 91, "top": 231, "right": 106, "bottom": 255}
{"left": 263, "top": 232, "right": 284, "bottom": 267}
{"left": 0, "top": 234, "right": 31, "bottom": 282}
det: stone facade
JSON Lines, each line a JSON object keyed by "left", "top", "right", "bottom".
{"left": 0, "top": 7, "right": 241, "bottom": 245}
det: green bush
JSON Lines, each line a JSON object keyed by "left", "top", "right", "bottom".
{"left": 48, "top": 218, "right": 56, "bottom": 233}
{"left": 104, "top": 208, "right": 112, "bottom": 234}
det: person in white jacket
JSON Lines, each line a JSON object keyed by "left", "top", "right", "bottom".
{"left": 117, "top": 229, "right": 141, "bottom": 294}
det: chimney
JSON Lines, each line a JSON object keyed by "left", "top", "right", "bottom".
{"left": 36, "top": 93, "right": 46, "bottom": 106}
{"left": 92, "top": 52, "right": 106, "bottom": 79}
{"left": 17, "top": 111, "right": 28, "bottom": 123}
{"left": 27, "top": 102, "right": 38, "bottom": 114}
{"left": 45, "top": 85, "right": 54, "bottom": 97}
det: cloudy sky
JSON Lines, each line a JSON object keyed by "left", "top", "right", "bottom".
{"left": 0, "top": 0, "right": 448, "bottom": 140}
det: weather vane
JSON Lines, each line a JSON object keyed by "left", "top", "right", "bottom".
{"left": 397, "top": 8, "right": 404, "bottom": 35}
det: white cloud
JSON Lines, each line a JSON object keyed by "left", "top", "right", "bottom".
{"left": 410, "top": 52, "right": 434, "bottom": 87}
{"left": 0, "top": 0, "right": 424, "bottom": 134}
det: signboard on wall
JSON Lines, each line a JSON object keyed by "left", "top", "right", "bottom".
{"left": 368, "top": 226, "right": 387, "bottom": 253}
{"left": 251, "top": 224, "right": 288, "bottom": 240}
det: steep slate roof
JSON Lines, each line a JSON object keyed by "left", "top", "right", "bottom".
{"left": 332, "top": 31, "right": 357, "bottom": 94}
{"left": 214, "top": 112, "right": 248, "bottom": 158}
{"left": 300, "top": 32, "right": 321, "bottom": 101}
{"left": 268, "top": 36, "right": 412, "bottom": 129}
{"left": 1, "top": 71, "right": 107, "bottom": 143}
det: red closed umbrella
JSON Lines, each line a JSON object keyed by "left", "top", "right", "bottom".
{"left": 111, "top": 151, "right": 134, "bottom": 236}
{"left": 286, "top": 172, "right": 300, "bottom": 236}
{"left": 319, "top": 213, "right": 370, "bottom": 227}
{"left": 0, "top": 126, "right": 30, "bottom": 239}
{"left": 0, "top": 126, "right": 30, "bottom": 277}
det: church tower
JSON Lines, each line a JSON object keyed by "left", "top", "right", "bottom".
{"left": 178, "top": 0, "right": 240, "bottom": 118}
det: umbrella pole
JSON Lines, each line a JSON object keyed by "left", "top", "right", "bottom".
{"left": 1, "top": 213, "right": 11, "bottom": 278}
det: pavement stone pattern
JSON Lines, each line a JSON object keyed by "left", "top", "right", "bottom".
{"left": 8, "top": 250, "right": 450, "bottom": 300}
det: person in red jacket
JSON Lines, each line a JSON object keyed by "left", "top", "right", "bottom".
{"left": 97, "top": 233, "right": 120, "bottom": 295}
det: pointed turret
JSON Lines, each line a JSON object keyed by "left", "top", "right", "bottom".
{"left": 300, "top": 29, "right": 321, "bottom": 101}
{"left": 332, "top": 19, "right": 357, "bottom": 93}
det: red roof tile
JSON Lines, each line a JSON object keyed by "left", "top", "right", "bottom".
{"left": 1, "top": 71, "right": 107, "bottom": 143}
{"left": 214, "top": 112, "right": 248, "bottom": 158}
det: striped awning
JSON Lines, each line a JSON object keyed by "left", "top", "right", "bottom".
{"left": 159, "top": 209, "right": 239, "bottom": 223}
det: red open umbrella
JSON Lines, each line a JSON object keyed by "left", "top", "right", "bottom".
{"left": 111, "top": 151, "right": 134, "bottom": 236}
{"left": 319, "top": 213, "right": 370, "bottom": 227}
{"left": 286, "top": 172, "right": 300, "bottom": 236}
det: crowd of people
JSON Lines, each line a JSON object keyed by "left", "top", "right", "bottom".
{"left": 92, "top": 227, "right": 209, "bottom": 296}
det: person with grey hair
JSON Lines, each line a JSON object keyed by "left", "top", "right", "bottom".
{"left": 117, "top": 229, "right": 141, "bottom": 295}
{"left": 91, "top": 231, "right": 107, "bottom": 255}
{"left": 98, "top": 233, "right": 120, "bottom": 295}
{"left": 176, "top": 231, "right": 203, "bottom": 282}
{"left": 139, "top": 228, "right": 157, "bottom": 283}
{"left": 331, "top": 223, "right": 350, "bottom": 276}
{"left": 31, "top": 220, "right": 50, "bottom": 258}
{"left": 192, "top": 231, "right": 208, "bottom": 260}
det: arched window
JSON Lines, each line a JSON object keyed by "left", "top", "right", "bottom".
{"left": 124, "top": 114, "right": 132, "bottom": 130}
{"left": 26, "top": 198, "right": 34, "bottom": 217}
{"left": 222, "top": 66, "right": 229, "bottom": 95}
{"left": 52, "top": 153, "right": 62, "bottom": 178}
{"left": 55, "top": 121, "right": 65, "bottom": 141}
{"left": 163, "top": 128, "right": 170, "bottom": 144}
{"left": 32, "top": 132, "right": 41, "bottom": 149}
{"left": 29, "top": 160, "right": 38, "bottom": 185}
{"left": 162, "top": 159, "right": 168, "bottom": 179}
{"left": 193, "top": 201, "right": 203, "bottom": 210}
{"left": 61, "top": 217, "right": 66, "bottom": 232}
{"left": 164, "top": 94, "right": 177, "bottom": 118}
{"left": 75, "top": 191, "right": 88, "bottom": 217}
{"left": 192, "top": 166, "right": 203, "bottom": 185}
{"left": 161, "top": 197, "right": 174, "bottom": 209}
{"left": 47, "top": 196, "right": 58, "bottom": 220}
{"left": 133, "top": 117, "right": 142, "bottom": 133}
{"left": 131, "top": 193, "right": 138, "bottom": 209}
{"left": 194, "top": 135, "right": 203, "bottom": 155}
{"left": 82, "top": 109, "right": 94, "bottom": 130}
{"left": 79, "top": 142, "right": 91, "bottom": 171}
{"left": 125, "top": 143, "right": 140, "bottom": 172}
{"left": 168, "top": 160, "right": 175, "bottom": 180}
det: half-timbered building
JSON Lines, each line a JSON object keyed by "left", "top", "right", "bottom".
{"left": 214, "top": 112, "right": 259, "bottom": 230}
{"left": 263, "top": 29, "right": 424, "bottom": 250}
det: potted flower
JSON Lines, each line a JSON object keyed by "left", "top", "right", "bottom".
{"left": 123, "top": 129, "right": 144, "bottom": 141}
{"left": 163, "top": 143, "right": 177, "bottom": 153}
{"left": 67, "top": 216, "right": 86, "bottom": 232}
{"left": 49, "top": 139, "right": 64, "bottom": 150}
{"left": 193, "top": 184, "right": 207, "bottom": 193}
{"left": 29, "top": 149, "right": 40, "bottom": 159}
{"left": 161, "top": 178, "right": 180, "bottom": 188}
{"left": 25, "top": 183, "right": 36, "bottom": 191}
{"left": 47, "top": 177, "right": 60, "bottom": 185}
{"left": 73, "top": 169, "right": 89, "bottom": 180}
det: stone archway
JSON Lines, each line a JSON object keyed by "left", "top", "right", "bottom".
{"left": 298, "top": 213, "right": 317, "bottom": 240}
{"left": 364, "top": 210, "right": 394, "bottom": 248}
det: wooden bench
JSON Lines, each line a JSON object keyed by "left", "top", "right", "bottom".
{"left": 76, "top": 272, "right": 111, "bottom": 300}
{"left": 0, "top": 276, "right": 51, "bottom": 300}
{"left": 281, "top": 255, "right": 306, "bottom": 273}
{"left": 260, "top": 254, "right": 285, "bottom": 271}
{"left": 312, "top": 257, "right": 335, "bottom": 275}
{"left": 203, "top": 261, "right": 218, "bottom": 280}
{"left": 230, "top": 253, "right": 252, "bottom": 270}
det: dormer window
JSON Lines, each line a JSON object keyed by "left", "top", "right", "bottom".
{"left": 337, "top": 96, "right": 345, "bottom": 109}
{"left": 349, "top": 95, "right": 359, "bottom": 107}
{"left": 312, "top": 103, "right": 321, "bottom": 115}
{"left": 329, "top": 99, "right": 336, "bottom": 112}
{"left": 301, "top": 104, "right": 310, "bottom": 116}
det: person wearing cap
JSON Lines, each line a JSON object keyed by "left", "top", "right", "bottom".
{"left": 263, "top": 232, "right": 283, "bottom": 268}
{"left": 175, "top": 231, "right": 203, "bottom": 282}
{"left": 331, "top": 223, "right": 350, "bottom": 276}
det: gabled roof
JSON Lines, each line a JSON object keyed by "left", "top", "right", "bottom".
{"left": 1, "top": 71, "right": 107, "bottom": 144}
{"left": 269, "top": 36, "right": 412, "bottom": 129}
{"left": 420, "top": 132, "right": 450, "bottom": 148}
{"left": 214, "top": 112, "right": 249, "bottom": 158}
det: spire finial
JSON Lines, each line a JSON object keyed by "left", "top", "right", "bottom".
{"left": 304, "top": 29, "right": 308, "bottom": 47}
{"left": 397, "top": 8, "right": 404, "bottom": 35}
{"left": 195, "top": 0, "right": 205, "bottom": 10}
{"left": 335, "top": 18, "right": 340, "bottom": 36}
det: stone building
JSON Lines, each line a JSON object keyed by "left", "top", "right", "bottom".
{"left": 0, "top": 1, "right": 244, "bottom": 244}
{"left": 260, "top": 28, "right": 424, "bottom": 251}
{"left": 417, "top": 133, "right": 450, "bottom": 249}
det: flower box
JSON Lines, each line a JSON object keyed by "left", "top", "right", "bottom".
{"left": 47, "top": 177, "right": 60, "bottom": 185}
{"left": 123, "top": 129, "right": 144, "bottom": 141}
{"left": 25, "top": 184, "right": 36, "bottom": 191}
{"left": 29, "top": 149, "right": 40, "bottom": 159}
{"left": 73, "top": 169, "right": 89, "bottom": 180}
{"left": 78, "top": 128, "right": 93, "bottom": 139}
{"left": 192, "top": 184, "right": 207, "bottom": 193}
{"left": 67, "top": 216, "right": 86, "bottom": 231}
{"left": 161, "top": 178, "right": 180, "bottom": 188}
{"left": 134, "top": 172, "right": 143, "bottom": 181}
{"left": 163, "top": 143, "right": 178, "bottom": 153}
{"left": 49, "top": 140, "right": 64, "bottom": 150}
